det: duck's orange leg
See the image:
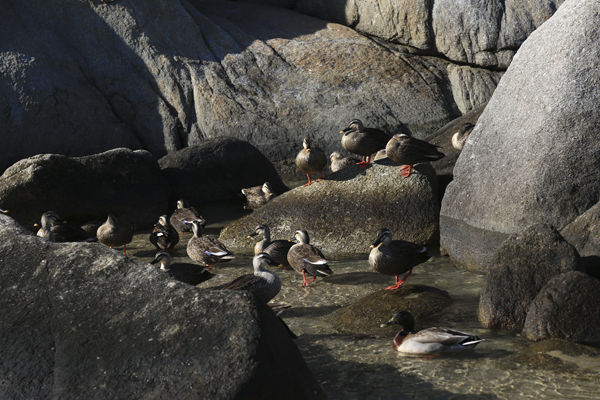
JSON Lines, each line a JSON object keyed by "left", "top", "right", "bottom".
{"left": 384, "top": 269, "right": 413, "bottom": 290}
{"left": 400, "top": 165, "right": 413, "bottom": 178}
{"left": 303, "top": 174, "right": 315, "bottom": 186}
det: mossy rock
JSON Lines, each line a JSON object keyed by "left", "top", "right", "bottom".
{"left": 331, "top": 284, "right": 452, "bottom": 337}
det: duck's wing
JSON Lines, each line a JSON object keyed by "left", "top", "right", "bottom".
{"left": 264, "top": 240, "right": 294, "bottom": 264}
{"left": 402, "top": 136, "right": 444, "bottom": 160}
{"left": 411, "top": 327, "right": 481, "bottom": 346}
{"left": 219, "top": 274, "right": 262, "bottom": 291}
{"left": 297, "top": 245, "right": 332, "bottom": 277}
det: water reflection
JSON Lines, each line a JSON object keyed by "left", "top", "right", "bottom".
{"left": 127, "top": 230, "right": 600, "bottom": 400}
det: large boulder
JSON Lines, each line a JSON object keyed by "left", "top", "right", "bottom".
{"left": 1, "top": 0, "right": 460, "bottom": 174}
{"left": 0, "top": 148, "right": 167, "bottom": 229}
{"left": 440, "top": 0, "right": 600, "bottom": 272}
{"left": 523, "top": 271, "right": 600, "bottom": 343}
{"left": 158, "top": 137, "right": 288, "bottom": 206}
{"left": 219, "top": 161, "right": 439, "bottom": 258}
{"left": 0, "top": 214, "right": 324, "bottom": 399}
{"left": 478, "top": 225, "right": 579, "bottom": 332}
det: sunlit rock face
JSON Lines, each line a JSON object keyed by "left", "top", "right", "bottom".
{"left": 219, "top": 160, "right": 439, "bottom": 259}
{"left": 441, "top": 0, "right": 600, "bottom": 272}
{"left": 0, "top": 214, "right": 324, "bottom": 399}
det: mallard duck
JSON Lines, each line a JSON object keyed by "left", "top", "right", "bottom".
{"left": 369, "top": 228, "right": 430, "bottom": 290}
{"left": 329, "top": 152, "right": 360, "bottom": 173}
{"left": 96, "top": 214, "right": 134, "bottom": 255}
{"left": 248, "top": 224, "right": 294, "bottom": 267}
{"left": 241, "top": 182, "right": 275, "bottom": 210}
{"left": 149, "top": 215, "right": 180, "bottom": 251}
{"left": 381, "top": 310, "right": 484, "bottom": 354}
{"left": 287, "top": 229, "right": 333, "bottom": 287}
{"left": 170, "top": 199, "right": 206, "bottom": 233}
{"left": 295, "top": 137, "right": 327, "bottom": 186}
{"left": 149, "top": 251, "right": 214, "bottom": 286}
{"left": 385, "top": 134, "right": 444, "bottom": 177}
{"left": 218, "top": 252, "right": 282, "bottom": 304}
{"left": 184, "top": 219, "right": 234, "bottom": 268}
{"left": 339, "top": 119, "right": 390, "bottom": 168}
{"left": 35, "top": 211, "right": 89, "bottom": 242}
{"left": 451, "top": 122, "right": 475, "bottom": 151}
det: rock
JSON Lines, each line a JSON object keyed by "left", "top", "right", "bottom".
{"left": 158, "top": 137, "right": 288, "bottom": 206}
{"left": 332, "top": 284, "right": 452, "bottom": 337}
{"left": 560, "top": 201, "right": 600, "bottom": 257}
{"left": 0, "top": 148, "right": 167, "bottom": 230}
{"left": 478, "top": 224, "right": 579, "bottom": 331}
{"left": 219, "top": 161, "right": 439, "bottom": 259}
{"left": 0, "top": 214, "right": 324, "bottom": 399}
{"left": 1, "top": 0, "right": 458, "bottom": 174}
{"left": 440, "top": 0, "right": 600, "bottom": 271}
{"left": 523, "top": 271, "right": 600, "bottom": 343}
{"left": 501, "top": 339, "right": 600, "bottom": 372}
{"left": 446, "top": 66, "right": 502, "bottom": 114}
{"left": 427, "top": 106, "right": 485, "bottom": 176}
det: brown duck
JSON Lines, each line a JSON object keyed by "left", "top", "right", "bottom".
{"left": 170, "top": 199, "right": 206, "bottom": 233}
{"left": 340, "top": 119, "right": 390, "bottom": 168}
{"left": 295, "top": 137, "right": 327, "bottom": 186}
{"left": 241, "top": 182, "right": 276, "bottom": 210}
{"left": 96, "top": 214, "right": 134, "bottom": 255}
{"left": 385, "top": 134, "right": 444, "bottom": 177}
{"left": 287, "top": 229, "right": 333, "bottom": 287}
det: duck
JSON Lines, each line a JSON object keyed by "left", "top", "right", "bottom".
{"left": 218, "top": 252, "right": 282, "bottom": 304}
{"left": 247, "top": 224, "right": 294, "bottom": 267}
{"left": 96, "top": 214, "right": 134, "bottom": 255}
{"left": 385, "top": 133, "right": 444, "bottom": 177}
{"left": 170, "top": 199, "right": 206, "bottom": 233}
{"left": 329, "top": 152, "right": 360, "bottom": 173}
{"left": 451, "top": 122, "right": 475, "bottom": 151}
{"left": 35, "top": 211, "right": 89, "bottom": 242}
{"left": 339, "top": 119, "right": 390, "bottom": 168}
{"left": 184, "top": 219, "right": 234, "bottom": 268}
{"left": 149, "top": 251, "right": 214, "bottom": 286}
{"left": 149, "top": 215, "right": 180, "bottom": 251}
{"left": 368, "top": 228, "right": 430, "bottom": 290}
{"left": 381, "top": 310, "right": 484, "bottom": 354}
{"left": 241, "top": 182, "right": 276, "bottom": 210}
{"left": 287, "top": 229, "right": 333, "bottom": 287}
{"left": 295, "top": 137, "right": 327, "bottom": 186}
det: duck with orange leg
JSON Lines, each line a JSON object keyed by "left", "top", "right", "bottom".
{"left": 339, "top": 119, "right": 390, "bottom": 169}
{"left": 295, "top": 137, "right": 327, "bottom": 186}
{"left": 287, "top": 229, "right": 333, "bottom": 287}
{"left": 385, "top": 133, "right": 444, "bottom": 178}
{"left": 96, "top": 214, "right": 134, "bottom": 256}
{"left": 368, "top": 228, "right": 430, "bottom": 290}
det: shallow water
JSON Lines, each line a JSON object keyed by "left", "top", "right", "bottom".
{"left": 127, "top": 214, "right": 600, "bottom": 400}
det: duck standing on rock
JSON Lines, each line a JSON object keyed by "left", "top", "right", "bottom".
{"left": 369, "top": 228, "right": 430, "bottom": 290}
{"left": 218, "top": 252, "right": 282, "bottom": 304}
{"left": 241, "top": 182, "right": 276, "bottom": 210}
{"left": 170, "top": 199, "right": 206, "bottom": 233}
{"left": 96, "top": 214, "right": 134, "bottom": 255}
{"left": 339, "top": 119, "right": 390, "bottom": 169}
{"left": 329, "top": 152, "right": 360, "bottom": 173}
{"left": 184, "top": 219, "right": 234, "bottom": 268}
{"left": 149, "top": 215, "right": 179, "bottom": 251}
{"left": 248, "top": 224, "right": 294, "bottom": 267}
{"left": 149, "top": 251, "right": 214, "bottom": 286}
{"left": 381, "top": 310, "right": 484, "bottom": 355}
{"left": 287, "top": 229, "right": 333, "bottom": 287}
{"left": 385, "top": 134, "right": 444, "bottom": 177}
{"left": 295, "top": 137, "right": 327, "bottom": 186}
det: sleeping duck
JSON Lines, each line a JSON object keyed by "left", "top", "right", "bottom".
{"left": 381, "top": 310, "right": 484, "bottom": 355}
{"left": 184, "top": 219, "right": 234, "bottom": 268}
{"left": 451, "top": 122, "right": 475, "bottom": 151}
{"left": 170, "top": 199, "right": 206, "bottom": 233}
{"left": 241, "top": 182, "right": 276, "bottom": 210}
{"left": 329, "top": 152, "right": 360, "bottom": 173}
{"left": 385, "top": 133, "right": 444, "bottom": 177}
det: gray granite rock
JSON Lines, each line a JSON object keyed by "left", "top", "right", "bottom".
{"left": 441, "top": 0, "right": 600, "bottom": 271}
{"left": 478, "top": 224, "right": 579, "bottom": 331}
{"left": 0, "top": 214, "right": 324, "bottom": 400}
{"left": 561, "top": 201, "right": 600, "bottom": 257}
{"left": 219, "top": 161, "right": 439, "bottom": 259}
{"left": 0, "top": 148, "right": 167, "bottom": 230}
{"left": 158, "top": 137, "right": 288, "bottom": 206}
{"left": 523, "top": 271, "right": 600, "bottom": 343}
